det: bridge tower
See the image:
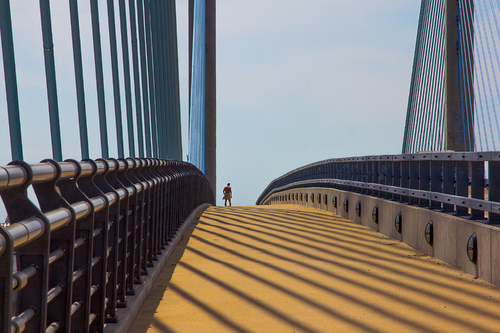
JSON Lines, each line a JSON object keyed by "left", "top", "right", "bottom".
{"left": 444, "top": 0, "right": 474, "bottom": 152}
{"left": 189, "top": 0, "right": 216, "bottom": 195}
{"left": 402, "top": 0, "right": 476, "bottom": 153}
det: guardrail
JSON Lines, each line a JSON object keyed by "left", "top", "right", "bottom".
{"left": 0, "top": 158, "right": 214, "bottom": 333}
{"left": 257, "top": 152, "right": 500, "bottom": 222}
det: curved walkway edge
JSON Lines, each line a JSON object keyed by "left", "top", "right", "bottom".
{"left": 103, "top": 203, "right": 212, "bottom": 333}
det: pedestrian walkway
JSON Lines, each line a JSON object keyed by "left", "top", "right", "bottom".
{"left": 129, "top": 205, "right": 500, "bottom": 333}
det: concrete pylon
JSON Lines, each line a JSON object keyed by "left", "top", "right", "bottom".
{"left": 444, "top": 0, "right": 474, "bottom": 151}
{"left": 189, "top": 0, "right": 216, "bottom": 196}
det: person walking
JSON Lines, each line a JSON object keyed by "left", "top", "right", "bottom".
{"left": 223, "top": 183, "right": 232, "bottom": 206}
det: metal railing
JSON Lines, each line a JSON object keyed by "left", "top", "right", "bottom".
{"left": 0, "top": 158, "right": 214, "bottom": 333}
{"left": 257, "top": 152, "right": 500, "bottom": 222}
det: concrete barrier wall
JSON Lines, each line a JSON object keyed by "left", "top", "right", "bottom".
{"left": 264, "top": 187, "right": 500, "bottom": 286}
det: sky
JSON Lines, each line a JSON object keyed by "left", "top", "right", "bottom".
{"left": 209, "top": 1, "right": 421, "bottom": 205}
{"left": 0, "top": 0, "right": 421, "bottom": 209}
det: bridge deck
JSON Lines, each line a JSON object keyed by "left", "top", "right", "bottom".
{"left": 129, "top": 205, "right": 500, "bottom": 333}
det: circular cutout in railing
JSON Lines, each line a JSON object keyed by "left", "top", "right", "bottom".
{"left": 323, "top": 193, "right": 327, "bottom": 205}
{"left": 300, "top": 193, "right": 303, "bottom": 201}
{"left": 343, "top": 197, "right": 348, "bottom": 212}
{"left": 311, "top": 193, "right": 315, "bottom": 203}
{"left": 355, "top": 201, "right": 361, "bottom": 217}
{"left": 372, "top": 205, "right": 378, "bottom": 224}
{"left": 425, "top": 221, "right": 433, "bottom": 246}
{"left": 333, "top": 195, "right": 337, "bottom": 208}
{"left": 305, "top": 193, "right": 308, "bottom": 202}
{"left": 467, "top": 233, "right": 477, "bottom": 264}
{"left": 317, "top": 193, "right": 321, "bottom": 204}
{"left": 395, "top": 211, "right": 402, "bottom": 233}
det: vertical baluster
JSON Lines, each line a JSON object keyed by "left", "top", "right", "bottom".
{"left": 488, "top": 159, "right": 500, "bottom": 223}
{"left": 455, "top": 154, "right": 469, "bottom": 216}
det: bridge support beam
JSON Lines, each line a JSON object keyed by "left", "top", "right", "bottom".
{"left": 205, "top": 0, "right": 216, "bottom": 196}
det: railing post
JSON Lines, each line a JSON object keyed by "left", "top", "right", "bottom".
{"left": 107, "top": 159, "right": 130, "bottom": 308}
{"left": 379, "top": 157, "right": 385, "bottom": 198}
{"left": 470, "top": 153, "right": 487, "bottom": 219}
{"left": 385, "top": 157, "right": 393, "bottom": 200}
{"left": 32, "top": 160, "right": 77, "bottom": 332}
{"left": 455, "top": 154, "right": 469, "bottom": 216}
{"left": 0, "top": 225, "right": 13, "bottom": 333}
{"left": 400, "top": 157, "right": 410, "bottom": 203}
{"left": 393, "top": 157, "right": 401, "bottom": 201}
{"left": 373, "top": 158, "right": 379, "bottom": 197}
{"left": 141, "top": 160, "right": 156, "bottom": 265}
{"left": 1, "top": 162, "right": 50, "bottom": 332}
{"left": 418, "top": 156, "right": 430, "bottom": 207}
{"left": 409, "top": 157, "right": 419, "bottom": 205}
{"left": 354, "top": 160, "right": 359, "bottom": 193}
{"left": 136, "top": 160, "right": 153, "bottom": 270}
{"left": 442, "top": 155, "right": 455, "bottom": 212}
{"left": 430, "top": 157, "right": 442, "bottom": 209}
{"left": 94, "top": 159, "right": 121, "bottom": 323}
{"left": 488, "top": 159, "right": 500, "bottom": 223}
{"left": 127, "top": 159, "right": 146, "bottom": 281}
{"left": 58, "top": 159, "right": 95, "bottom": 333}
{"left": 78, "top": 160, "right": 109, "bottom": 332}
{"left": 360, "top": 159, "right": 366, "bottom": 194}
{"left": 115, "top": 159, "right": 137, "bottom": 295}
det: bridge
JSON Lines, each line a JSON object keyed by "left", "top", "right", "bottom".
{"left": 1, "top": 1, "right": 500, "bottom": 333}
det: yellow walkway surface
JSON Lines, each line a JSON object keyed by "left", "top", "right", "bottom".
{"left": 129, "top": 205, "right": 500, "bottom": 333}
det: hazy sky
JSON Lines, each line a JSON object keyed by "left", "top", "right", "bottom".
{"left": 0, "top": 1, "right": 421, "bottom": 208}
{"left": 205, "top": 1, "right": 422, "bottom": 205}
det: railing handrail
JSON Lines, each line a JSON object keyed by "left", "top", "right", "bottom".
{"left": 257, "top": 151, "right": 500, "bottom": 222}
{"left": 0, "top": 157, "right": 214, "bottom": 333}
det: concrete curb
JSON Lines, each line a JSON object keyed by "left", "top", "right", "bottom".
{"left": 104, "top": 203, "right": 212, "bottom": 333}
{"left": 265, "top": 187, "right": 500, "bottom": 287}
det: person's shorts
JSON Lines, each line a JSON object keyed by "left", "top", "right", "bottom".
{"left": 224, "top": 193, "right": 232, "bottom": 200}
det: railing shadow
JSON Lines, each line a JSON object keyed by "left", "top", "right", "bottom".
{"left": 130, "top": 205, "right": 500, "bottom": 333}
